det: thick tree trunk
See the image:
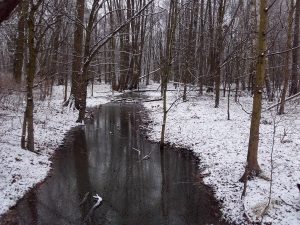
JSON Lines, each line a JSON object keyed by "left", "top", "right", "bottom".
{"left": 70, "top": 0, "right": 84, "bottom": 109}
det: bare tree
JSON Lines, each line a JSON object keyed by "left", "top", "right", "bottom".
{"left": 160, "top": 0, "right": 178, "bottom": 150}
{"left": 279, "top": 0, "right": 294, "bottom": 114}
{"left": 240, "top": 0, "right": 268, "bottom": 182}
{"left": 290, "top": 0, "right": 300, "bottom": 95}
{"left": 13, "top": 0, "right": 28, "bottom": 83}
{"left": 21, "top": 0, "right": 44, "bottom": 151}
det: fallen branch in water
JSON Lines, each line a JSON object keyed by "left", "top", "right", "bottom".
{"left": 132, "top": 147, "right": 141, "bottom": 155}
{"left": 79, "top": 192, "right": 90, "bottom": 206}
{"left": 93, "top": 194, "right": 103, "bottom": 208}
{"left": 139, "top": 149, "right": 155, "bottom": 162}
{"left": 83, "top": 194, "right": 103, "bottom": 223}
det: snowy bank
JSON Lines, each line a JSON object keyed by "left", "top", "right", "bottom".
{"left": 142, "top": 83, "right": 300, "bottom": 225}
{"left": 0, "top": 84, "right": 118, "bottom": 216}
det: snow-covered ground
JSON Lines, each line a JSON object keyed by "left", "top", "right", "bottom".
{"left": 1, "top": 81, "right": 299, "bottom": 224}
{"left": 141, "top": 83, "right": 300, "bottom": 225}
{"left": 0, "top": 83, "right": 118, "bottom": 216}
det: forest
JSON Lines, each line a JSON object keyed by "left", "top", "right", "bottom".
{"left": 0, "top": 0, "right": 299, "bottom": 225}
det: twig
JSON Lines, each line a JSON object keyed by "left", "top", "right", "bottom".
{"left": 266, "top": 92, "right": 300, "bottom": 111}
{"left": 241, "top": 166, "right": 249, "bottom": 198}
{"left": 242, "top": 200, "right": 252, "bottom": 224}
{"left": 260, "top": 113, "right": 277, "bottom": 223}
{"left": 139, "top": 148, "right": 155, "bottom": 162}
{"left": 83, "top": 194, "right": 103, "bottom": 223}
{"left": 236, "top": 97, "right": 251, "bottom": 115}
{"left": 132, "top": 147, "right": 141, "bottom": 155}
{"left": 79, "top": 192, "right": 90, "bottom": 206}
{"left": 278, "top": 196, "right": 300, "bottom": 210}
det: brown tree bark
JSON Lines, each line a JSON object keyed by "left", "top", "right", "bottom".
{"left": 107, "top": 0, "right": 116, "bottom": 90}
{"left": 77, "top": 0, "right": 101, "bottom": 122}
{"left": 21, "top": 1, "right": 43, "bottom": 151}
{"left": 214, "top": 0, "right": 226, "bottom": 108}
{"left": 160, "top": 0, "right": 178, "bottom": 150}
{"left": 240, "top": 0, "right": 268, "bottom": 182}
{"left": 70, "top": 0, "right": 84, "bottom": 110}
{"left": 13, "top": 0, "right": 28, "bottom": 83}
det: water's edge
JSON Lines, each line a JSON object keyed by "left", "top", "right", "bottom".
{"left": 0, "top": 100, "right": 231, "bottom": 225}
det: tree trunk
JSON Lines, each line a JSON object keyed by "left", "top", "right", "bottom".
{"left": 160, "top": 0, "right": 178, "bottom": 150}
{"left": 70, "top": 0, "right": 84, "bottom": 109}
{"left": 279, "top": 0, "right": 294, "bottom": 114}
{"left": 13, "top": 1, "right": 28, "bottom": 83}
{"left": 21, "top": 3, "right": 38, "bottom": 151}
{"left": 240, "top": 0, "right": 267, "bottom": 182}
{"left": 290, "top": 0, "right": 300, "bottom": 96}
{"left": 214, "top": 0, "right": 226, "bottom": 108}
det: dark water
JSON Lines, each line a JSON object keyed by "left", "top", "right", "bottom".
{"left": 1, "top": 103, "right": 229, "bottom": 225}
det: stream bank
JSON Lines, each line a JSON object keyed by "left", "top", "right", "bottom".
{"left": 1, "top": 98, "right": 229, "bottom": 225}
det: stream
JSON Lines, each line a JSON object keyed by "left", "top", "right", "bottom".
{"left": 1, "top": 98, "right": 229, "bottom": 225}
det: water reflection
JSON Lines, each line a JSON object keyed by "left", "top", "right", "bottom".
{"left": 2, "top": 103, "right": 228, "bottom": 225}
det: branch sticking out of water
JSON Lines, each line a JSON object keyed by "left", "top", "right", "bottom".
{"left": 83, "top": 194, "right": 103, "bottom": 223}
{"left": 132, "top": 147, "right": 141, "bottom": 155}
{"left": 93, "top": 194, "right": 103, "bottom": 208}
{"left": 79, "top": 192, "right": 90, "bottom": 206}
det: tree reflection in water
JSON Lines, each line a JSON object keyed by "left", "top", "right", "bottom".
{"left": 4, "top": 103, "right": 229, "bottom": 225}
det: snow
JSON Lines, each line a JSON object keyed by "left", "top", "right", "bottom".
{"left": 1, "top": 81, "right": 299, "bottom": 224}
{"left": 141, "top": 83, "right": 300, "bottom": 225}
{"left": 0, "top": 83, "right": 118, "bottom": 216}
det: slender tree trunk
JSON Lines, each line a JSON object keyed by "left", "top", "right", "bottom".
{"left": 240, "top": 0, "right": 267, "bottom": 182}
{"left": 207, "top": 0, "right": 215, "bottom": 92}
{"left": 265, "top": 57, "right": 272, "bottom": 101}
{"left": 108, "top": 0, "right": 116, "bottom": 90}
{"left": 21, "top": 3, "right": 38, "bottom": 151}
{"left": 290, "top": 0, "right": 300, "bottom": 96}
{"left": 279, "top": 0, "right": 294, "bottom": 114}
{"left": 248, "top": 0, "right": 257, "bottom": 95}
{"left": 214, "top": 0, "right": 226, "bottom": 108}
{"left": 160, "top": 0, "right": 178, "bottom": 150}
{"left": 13, "top": 1, "right": 28, "bottom": 83}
